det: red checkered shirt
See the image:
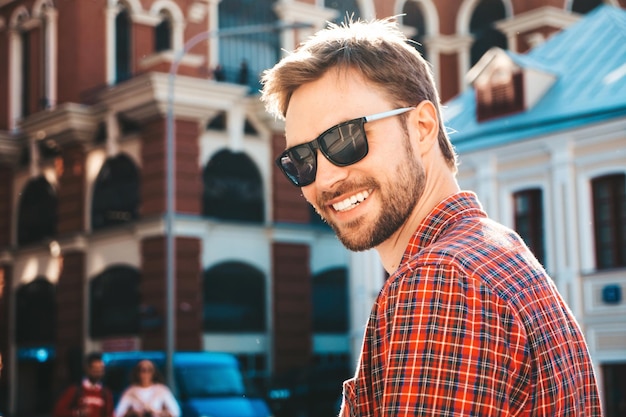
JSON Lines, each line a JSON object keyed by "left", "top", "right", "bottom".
{"left": 342, "top": 192, "right": 602, "bottom": 416}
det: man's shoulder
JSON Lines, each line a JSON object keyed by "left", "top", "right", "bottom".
{"left": 57, "top": 382, "right": 81, "bottom": 398}
{"left": 420, "top": 215, "right": 519, "bottom": 265}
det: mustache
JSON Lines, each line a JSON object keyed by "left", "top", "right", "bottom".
{"left": 316, "top": 178, "right": 379, "bottom": 207}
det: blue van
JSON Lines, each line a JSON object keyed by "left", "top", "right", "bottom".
{"left": 102, "top": 351, "right": 273, "bottom": 417}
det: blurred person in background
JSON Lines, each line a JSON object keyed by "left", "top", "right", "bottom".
{"left": 53, "top": 352, "right": 114, "bottom": 417}
{"left": 114, "top": 360, "right": 180, "bottom": 417}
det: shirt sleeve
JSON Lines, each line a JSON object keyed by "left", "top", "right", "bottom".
{"left": 357, "top": 263, "right": 532, "bottom": 416}
{"left": 158, "top": 385, "right": 181, "bottom": 417}
{"left": 113, "top": 388, "right": 134, "bottom": 417}
{"left": 52, "top": 386, "right": 79, "bottom": 417}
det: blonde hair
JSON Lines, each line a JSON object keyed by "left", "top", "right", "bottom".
{"left": 261, "top": 18, "right": 456, "bottom": 169}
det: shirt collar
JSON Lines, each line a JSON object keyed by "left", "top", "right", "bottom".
{"left": 82, "top": 378, "right": 103, "bottom": 390}
{"left": 400, "top": 191, "right": 485, "bottom": 266}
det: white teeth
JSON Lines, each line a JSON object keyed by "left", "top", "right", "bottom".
{"left": 332, "top": 190, "right": 370, "bottom": 212}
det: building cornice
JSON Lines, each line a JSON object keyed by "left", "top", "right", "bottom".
{"left": 19, "top": 103, "right": 100, "bottom": 147}
{"left": 0, "top": 130, "right": 21, "bottom": 166}
{"left": 427, "top": 34, "right": 474, "bottom": 53}
{"left": 249, "top": 98, "right": 285, "bottom": 133}
{"left": 98, "top": 72, "right": 250, "bottom": 123}
{"left": 139, "top": 52, "right": 204, "bottom": 70}
{"left": 496, "top": 6, "right": 580, "bottom": 36}
{"left": 273, "top": 0, "right": 338, "bottom": 29}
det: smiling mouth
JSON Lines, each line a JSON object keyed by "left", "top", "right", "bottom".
{"left": 332, "top": 190, "right": 371, "bottom": 212}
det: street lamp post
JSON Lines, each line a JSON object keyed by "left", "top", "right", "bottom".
{"left": 165, "top": 21, "right": 312, "bottom": 388}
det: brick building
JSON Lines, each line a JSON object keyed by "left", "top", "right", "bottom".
{"left": 0, "top": 0, "right": 624, "bottom": 415}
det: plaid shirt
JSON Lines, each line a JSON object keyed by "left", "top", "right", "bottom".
{"left": 342, "top": 192, "right": 602, "bottom": 416}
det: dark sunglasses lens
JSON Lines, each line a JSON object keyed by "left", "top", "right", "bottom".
{"left": 279, "top": 146, "right": 316, "bottom": 186}
{"left": 320, "top": 122, "right": 368, "bottom": 165}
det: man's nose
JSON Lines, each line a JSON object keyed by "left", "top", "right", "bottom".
{"left": 313, "top": 152, "right": 349, "bottom": 189}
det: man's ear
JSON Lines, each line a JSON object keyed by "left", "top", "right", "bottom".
{"left": 408, "top": 100, "right": 439, "bottom": 156}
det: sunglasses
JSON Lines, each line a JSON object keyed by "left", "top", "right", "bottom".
{"left": 276, "top": 107, "right": 415, "bottom": 187}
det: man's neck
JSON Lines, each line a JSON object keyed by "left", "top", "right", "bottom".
{"left": 84, "top": 378, "right": 102, "bottom": 387}
{"left": 376, "top": 176, "right": 459, "bottom": 275}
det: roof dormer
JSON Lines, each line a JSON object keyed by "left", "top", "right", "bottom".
{"left": 467, "top": 47, "right": 557, "bottom": 122}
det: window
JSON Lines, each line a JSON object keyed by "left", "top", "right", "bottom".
{"left": 115, "top": 7, "right": 132, "bottom": 83}
{"left": 235, "top": 353, "right": 269, "bottom": 389}
{"left": 592, "top": 174, "right": 626, "bottom": 270}
{"left": 513, "top": 188, "right": 546, "bottom": 267}
{"left": 325, "top": 0, "right": 361, "bottom": 22}
{"left": 89, "top": 265, "right": 140, "bottom": 338}
{"left": 21, "top": 28, "right": 31, "bottom": 117}
{"left": 202, "top": 150, "right": 264, "bottom": 223}
{"left": 571, "top": 0, "right": 603, "bottom": 14}
{"left": 601, "top": 362, "right": 626, "bottom": 417}
{"left": 17, "top": 176, "right": 57, "bottom": 246}
{"left": 403, "top": 0, "right": 427, "bottom": 58}
{"left": 203, "top": 262, "right": 266, "bottom": 332}
{"left": 476, "top": 64, "right": 524, "bottom": 121}
{"left": 313, "top": 268, "right": 348, "bottom": 333}
{"left": 155, "top": 12, "right": 172, "bottom": 52}
{"left": 91, "top": 153, "right": 140, "bottom": 231}
{"left": 469, "top": 0, "right": 507, "bottom": 66}
{"left": 16, "top": 277, "right": 56, "bottom": 344}
{"left": 218, "top": 0, "right": 280, "bottom": 92}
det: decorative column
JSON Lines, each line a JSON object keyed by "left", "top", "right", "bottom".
{"left": 54, "top": 140, "right": 88, "bottom": 393}
{"left": 426, "top": 34, "right": 473, "bottom": 102}
{"left": 548, "top": 142, "right": 581, "bottom": 315}
{"left": 54, "top": 248, "right": 87, "bottom": 392}
{"left": 0, "top": 162, "right": 15, "bottom": 248}
{"left": 140, "top": 115, "right": 203, "bottom": 350}
{"left": 57, "top": 144, "right": 86, "bottom": 234}
{"left": 140, "top": 236, "right": 202, "bottom": 351}
{"left": 272, "top": 242, "right": 312, "bottom": 374}
{"left": 44, "top": 6, "right": 58, "bottom": 108}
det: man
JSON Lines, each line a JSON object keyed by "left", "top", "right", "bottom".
{"left": 53, "top": 352, "right": 114, "bottom": 417}
{"left": 261, "top": 18, "right": 602, "bottom": 416}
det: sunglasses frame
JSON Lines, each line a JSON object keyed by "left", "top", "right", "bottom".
{"left": 276, "top": 107, "right": 415, "bottom": 187}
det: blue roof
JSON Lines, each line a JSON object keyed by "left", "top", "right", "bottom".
{"left": 443, "top": 5, "right": 626, "bottom": 152}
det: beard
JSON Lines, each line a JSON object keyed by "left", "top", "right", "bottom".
{"left": 314, "top": 137, "right": 426, "bottom": 252}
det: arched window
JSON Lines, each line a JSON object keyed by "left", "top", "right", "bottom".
{"left": 571, "top": 0, "right": 603, "bottom": 14}
{"left": 469, "top": 0, "right": 507, "bottom": 66}
{"left": 89, "top": 265, "right": 140, "bottom": 338}
{"left": 202, "top": 150, "right": 264, "bottom": 223}
{"left": 592, "top": 173, "right": 626, "bottom": 270}
{"left": 403, "top": 1, "right": 427, "bottom": 58}
{"left": 17, "top": 176, "right": 57, "bottom": 246}
{"left": 313, "top": 268, "right": 348, "bottom": 333}
{"left": 115, "top": 6, "right": 132, "bottom": 83}
{"left": 218, "top": 0, "right": 280, "bottom": 92}
{"left": 16, "top": 277, "right": 56, "bottom": 344}
{"left": 91, "top": 153, "right": 140, "bottom": 230}
{"left": 203, "top": 261, "right": 266, "bottom": 332}
{"left": 155, "top": 11, "right": 172, "bottom": 52}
